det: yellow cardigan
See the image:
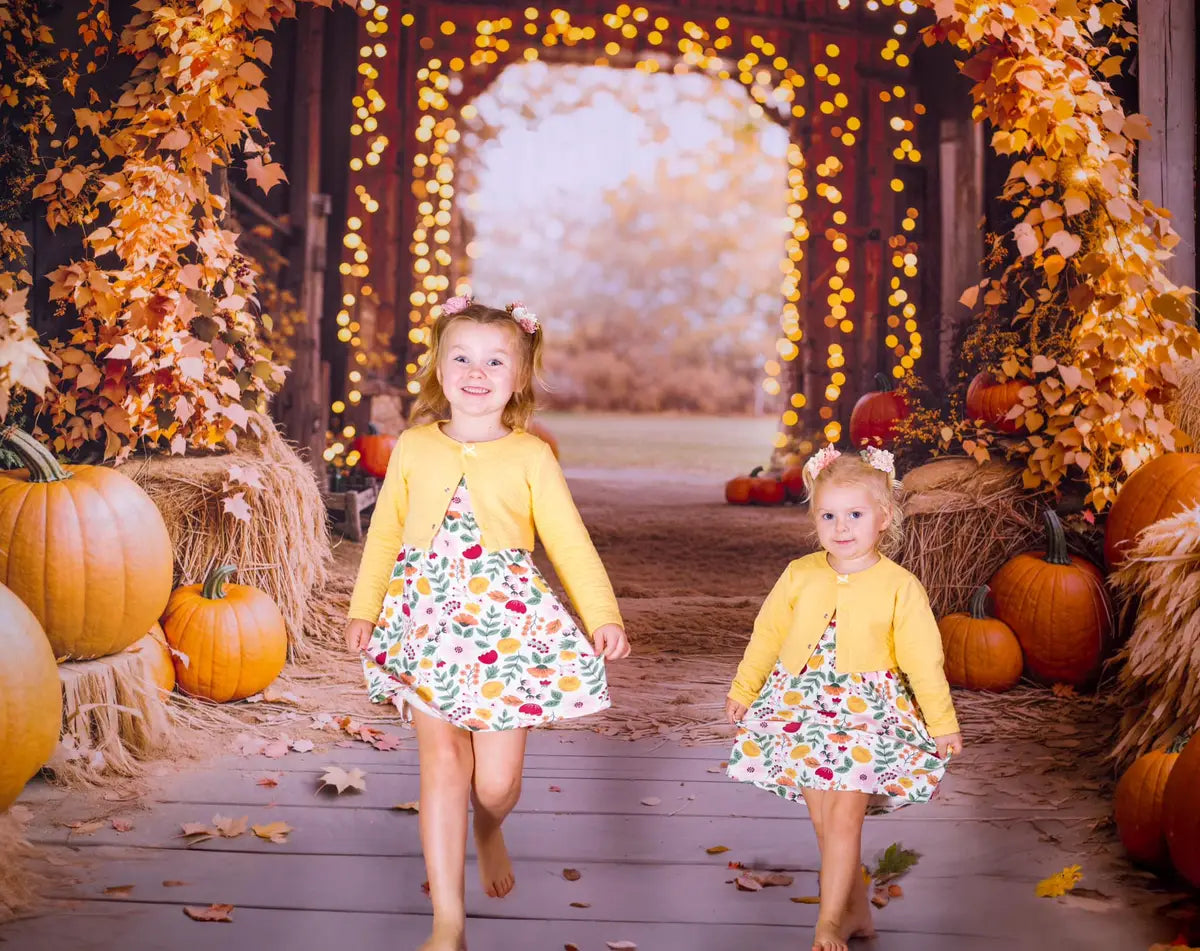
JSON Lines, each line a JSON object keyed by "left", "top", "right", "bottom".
{"left": 728, "top": 552, "right": 959, "bottom": 737}
{"left": 348, "top": 422, "right": 624, "bottom": 636}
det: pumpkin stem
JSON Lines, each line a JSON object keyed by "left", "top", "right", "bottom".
{"left": 750, "top": 465, "right": 764, "bottom": 477}
{"left": 967, "top": 584, "right": 991, "bottom": 620}
{"left": 0, "top": 426, "right": 72, "bottom": 484}
{"left": 1041, "top": 510, "right": 1072, "bottom": 566}
{"left": 873, "top": 372, "right": 895, "bottom": 393}
{"left": 201, "top": 564, "right": 238, "bottom": 600}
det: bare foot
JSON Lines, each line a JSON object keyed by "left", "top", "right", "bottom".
{"left": 812, "top": 919, "right": 848, "bottom": 951}
{"left": 417, "top": 922, "right": 466, "bottom": 951}
{"left": 845, "top": 881, "right": 877, "bottom": 939}
{"left": 474, "top": 822, "right": 515, "bottom": 898}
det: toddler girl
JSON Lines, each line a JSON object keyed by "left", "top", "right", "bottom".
{"left": 344, "top": 297, "right": 630, "bottom": 951}
{"left": 725, "top": 445, "right": 961, "bottom": 951}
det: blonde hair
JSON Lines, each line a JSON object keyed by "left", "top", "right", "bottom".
{"left": 803, "top": 452, "right": 904, "bottom": 555}
{"left": 410, "top": 301, "right": 545, "bottom": 430}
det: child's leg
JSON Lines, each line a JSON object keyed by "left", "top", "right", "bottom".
{"left": 469, "top": 727, "right": 528, "bottom": 898}
{"left": 812, "top": 789, "right": 872, "bottom": 951}
{"left": 413, "top": 709, "right": 474, "bottom": 951}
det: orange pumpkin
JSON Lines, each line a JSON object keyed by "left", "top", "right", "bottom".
{"left": 1164, "top": 734, "right": 1200, "bottom": 886}
{"left": 0, "top": 582, "right": 62, "bottom": 811}
{"left": 849, "top": 373, "right": 909, "bottom": 448}
{"left": 749, "top": 470, "right": 787, "bottom": 506}
{"left": 161, "top": 564, "right": 287, "bottom": 703}
{"left": 781, "top": 466, "right": 806, "bottom": 503}
{"left": 965, "top": 372, "right": 1027, "bottom": 433}
{"left": 988, "top": 510, "right": 1111, "bottom": 687}
{"left": 352, "top": 431, "right": 398, "bottom": 479}
{"left": 526, "top": 420, "right": 559, "bottom": 460}
{"left": 724, "top": 473, "right": 753, "bottom": 505}
{"left": 1104, "top": 452, "right": 1200, "bottom": 567}
{"left": 125, "top": 623, "right": 176, "bottom": 695}
{"left": 0, "top": 427, "right": 173, "bottom": 660}
{"left": 1114, "top": 750, "right": 1178, "bottom": 866}
{"left": 937, "top": 585, "right": 1023, "bottom": 692}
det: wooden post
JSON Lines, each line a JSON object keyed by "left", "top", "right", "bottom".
{"left": 936, "top": 116, "right": 984, "bottom": 380}
{"left": 1138, "top": 0, "right": 1197, "bottom": 291}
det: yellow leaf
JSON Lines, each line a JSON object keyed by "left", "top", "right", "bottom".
{"left": 1151, "top": 293, "right": 1192, "bottom": 324}
{"left": 1062, "top": 188, "right": 1089, "bottom": 216}
{"left": 1043, "top": 254, "right": 1067, "bottom": 277}
{"left": 1098, "top": 55, "right": 1123, "bottom": 78}
{"left": 160, "top": 127, "right": 190, "bottom": 151}
{"left": 1123, "top": 113, "right": 1151, "bottom": 140}
{"left": 251, "top": 821, "right": 292, "bottom": 844}
{"left": 958, "top": 285, "right": 980, "bottom": 308}
{"left": 1014, "top": 5, "right": 1039, "bottom": 26}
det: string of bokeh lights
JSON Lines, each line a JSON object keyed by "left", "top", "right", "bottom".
{"left": 329, "top": 0, "right": 925, "bottom": 464}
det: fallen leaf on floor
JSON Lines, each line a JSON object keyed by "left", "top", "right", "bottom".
{"left": 750, "top": 871, "right": 794, "bottom": 887}
{"left": 871, "top": 842, "right": 921, "bottom": 884}
{"left": 420, "top": 880, "right": 430, "bottom": 896}
{"left": 887, "top": 884, "right": 904, "bottom": 898}
{"left": 111, "top": 819, "right": 134, "bottom": 833}
{"left": 103, "top": 885, "right": 135, "bottom": 897}
{"left": 212, "top": 815, "right": 249, "bottom": 838}
{"left": 562, "top": 868, "right": 582, "bottom": 881}
{"left": 232, "top": 733, "right": 267, "bottom": 756}
{"left": 372, "top": 733, "right": 405, "bottom": 752}
{"left": 791, "top": 896, "right": 820, "bottom": 904}
{"left": 257, "top": 775, "right": 280, "bottom": 788}
{"left": 65, "top": 820, "right": 104, "bottom": 836}
{"left": 640, "top": 797, "right": 661, "bottom": 806}
{"left": 392, "top": 801, "right": 420, "bottom": 813}
{"left": 262, "top": 739, "right": 291, "bottom": 758}
{"left": 162, "top": 881, "right": 189, "bottom": 888}
{"left": 871, "top": 886, "right": 890, "bottom": 909}
{"left": 180, "top": 823, "right": 212, "bottom": 840}
{"left": 706, "top": 766, "right": 723, "bottom": 774}
{"left": 263, "top": 685, "right": 301, "bottom": 704}
{"left": 706, "top": 845, "right": 730, "bottom": 854}
{"left": 318, "top": 766, "right": 367, "bottom": 794}
{"left": 290, "top": 739, "right": 315, "bottom": 754}
{"left": 549, "top": 785, "right": 562, "bottom": 793}
{"left": 183, "top": 904, "right": 234, "bottom": 923}
{"left": 1036, "top": 865, "right": 1083, "bottom": 898}
{"left": 569, "top": 901, "right": 591, "bottom": 908}
{"left": 102, "top": 789, "right": 138, "bottom": 803}
{"left": 565, "top": 945, "right": 580, "bottom": 951}
{"left": 605, "top": 942, "right": 637, "bottom": 950}
{"left": 252, "top": 821, "right": 292, "bottom": 844}
{"left": 727, "top": 860, "right": 744, "bottom": 869}
{"left": 735, "top": 874, "right": 763, "bottom": 892}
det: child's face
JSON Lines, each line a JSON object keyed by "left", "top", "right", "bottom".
{"left": 437, "top": 320, "right": 522, "bottom": 424}
{"left": 812, "top": 481, "right": 890, "bottom": 570}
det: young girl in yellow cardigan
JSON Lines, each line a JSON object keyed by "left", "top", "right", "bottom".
{"left": 725, "top": 445, "right": 962, "bottom": 951}
{"left": 344, "top": 297, "right": 630, "bottom": 951}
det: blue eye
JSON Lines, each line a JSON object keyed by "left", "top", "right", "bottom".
{"left": 849, "top": 511, "right": 862, "bottom": 519}
{"left": 453, "top": 355, "right": 468, "bottom": 363}
{"left": 488, "top": 358, "right": 504, "bottom": 366}
{"left": 820, "top": 512, "right": 833, "bottom": 520}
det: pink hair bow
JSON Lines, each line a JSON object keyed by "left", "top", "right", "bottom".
{"left": 442, "top": 295, "right": 473, "bottom": 315}
{"left": 507, "top": 301, "right": 539, "bottom": 334}
{"left": 802, "top": 444, "right": 896, "bottom": 481}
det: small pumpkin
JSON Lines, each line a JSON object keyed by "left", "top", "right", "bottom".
{"left": 1114, "top": 749, "right": 1178, "bottom": 867}
{"left": 965, "top": 371, "right": 1027, "bottom": 433}
{"left": 937, "top": 585, "right": 1023, "bottom": 692}
{"left": 988, "top": 510, "right": 1111, "bottom": 687}
{"left": 351, "top": 428, "right": 399, "bottom": 479}
{"left": 724, "top": 472, "right": 753, "bottom": 505}
{"left": 0, "top": 582, "right": 62, "bottom": 812}
{"left": 1104, "top": 452, "right": 1200, "bottom": 567}
{"left": 749, "top": 468, "right": 786, "bottom": 506}
{"left": 848, "top": 373, "right": 909, "bottom": 448}
{"left": 1164, "top": 733, "right": 1200, "bottom": 886}
{"left": 162, "top": 564, "right": 288, "bottom": 703}
{"left": 781, "top": 466, "right": 806, "bottom": 503}
{"left": 526, "top": 420, "right": 559, "bottom": 460}
{"left": 125, "top": 623, "right": 176, "bottom": 695}
{"left": 0, "top": 426, "right": 173, "bottom": 660}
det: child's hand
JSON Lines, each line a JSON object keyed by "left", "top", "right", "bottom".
{"left": 343, "top": 618, "right": 375, "bottom": 653}
{"left": 934, "top": 732, "right": 963, "bottom": 758}
{"left": 725, "top": 697, "right": 748, "bottom": 724}
{"left": 592, "top": 623, "right": 631, "bottom": 660}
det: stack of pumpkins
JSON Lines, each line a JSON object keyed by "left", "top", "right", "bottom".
{"left": 1105, "top": 450, "right": 1200, "bottom": 890}
{"left": 0, "top": 428, "right": 290, "bottom": 806}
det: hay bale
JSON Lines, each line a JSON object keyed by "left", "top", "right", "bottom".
{"left": 0, "top": 809, "right": 53, "bottom": 924}
{"left": 1167, "top": 357, "right": 1200, "bottom": 448}
{"left": 47, "top": 648, "right": 173, "bottom": 786}
{"left": 115, "top": 414, "right": 338, "bottom": 656}
{"left": 1108, "top": 503, "right": 1200, "bottom": 769}
{"left": 896, "top": 457, "right": 1043, "bottom": 617}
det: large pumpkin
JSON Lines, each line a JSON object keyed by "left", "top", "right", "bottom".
{"left": 988, "top": 510, "right": 1111, "bottom": 687}
{"left": 0, "top": 427, "right": 173, "bottom": 660}
{"left": 351, "top": 431, "right": 398, "bottom": 479}
{"left": 937, "top": 585, "right": 1023, "bottom": 692}
{"left": 1164, "top": 734, "right": 1200, "bottom": 886}
{"left": 125, "top": 623, "right": 176, "bottom": 695}
{"left": 965, "top": 372, "right": 1027, "bottom": 433}
{"left": 161, "top": 564, "right": 287, "bottom": 703}
{"left": 0, "top": 583, "right": 62, "bottom": 811}
{"left": 849, "top": 373, "right": 909, "bottom": 448}
{"left": 1104, "top": 452, "right": 1200, "bottom": 567}
{"left": 1114, "top": 750, "right": 1178, "bottom": 867}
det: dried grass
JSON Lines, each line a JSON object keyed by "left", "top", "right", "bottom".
{"left": 894, "top": 457, "right": 1043, "bottom": 617}
{"left": 114, "top": 413, "right": 337, "bottom": 656}
{"left": 1167, "top": 357, "right": 1200, "bottom": 447}
{"left": 0, "top": 809, "right": 53, "bottom": 924}
{"left": 1108, "top": 503, "right": 1200, "bottom": 769}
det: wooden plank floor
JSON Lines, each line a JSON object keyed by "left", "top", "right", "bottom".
{"left": 4, "top": 731, "right": 1169, "bottom": 951}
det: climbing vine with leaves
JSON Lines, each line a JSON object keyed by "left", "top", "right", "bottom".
{"left": 901, "top": 0, "right": 1198, "bottom": 510}
{"left": 2, "top": 0, "right": 342, "bottom": 461}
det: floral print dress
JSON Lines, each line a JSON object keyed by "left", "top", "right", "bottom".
{"left": 727, "top": 618, "right": 945, "bottom": 814}
{"left": 362, "top": 479, "right": 610, "bottom": 731}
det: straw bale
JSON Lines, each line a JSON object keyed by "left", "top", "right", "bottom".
{"left": 0, "top": 809, "right": 54, "bottom": 924}
{"left": 1108, "top": 503, "right": 1200, "bottom": 769}
{"left": 114, "top": 413, "right": 336, "bottom": 656}
{"left": 1167, "top": 357, "right": 1200, "bottom": 448}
